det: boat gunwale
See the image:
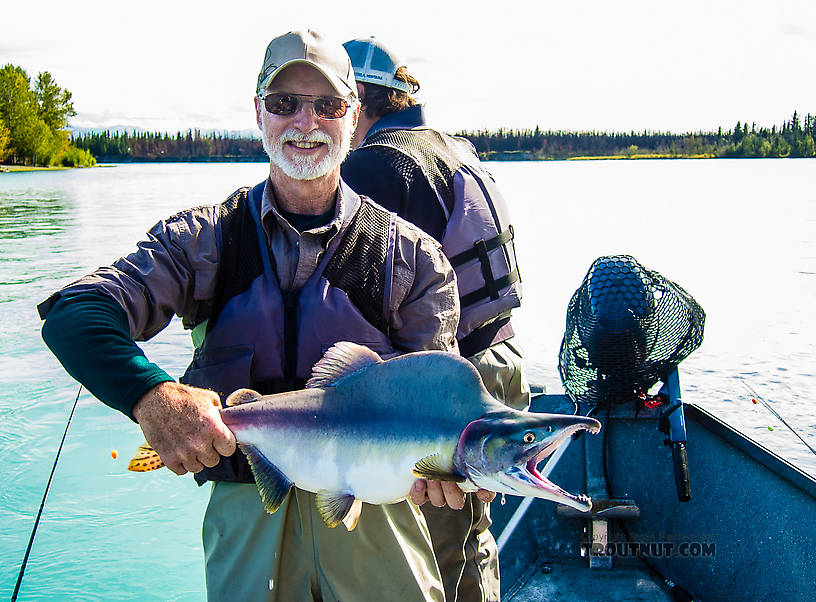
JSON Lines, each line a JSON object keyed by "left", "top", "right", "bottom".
{"left": 685, "top": 401, "right": 816, "bottom": 497}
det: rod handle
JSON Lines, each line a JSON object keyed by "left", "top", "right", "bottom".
{"left": 671, "top": 442, "right": 691, "bottom": 502}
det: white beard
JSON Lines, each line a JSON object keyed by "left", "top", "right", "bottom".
{"left": 263, "top": 121, "right": 353, "bottom": 181}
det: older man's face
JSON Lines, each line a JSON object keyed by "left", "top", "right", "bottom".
{"left": 256, "top": 63, "right": 358, "bottom": 182}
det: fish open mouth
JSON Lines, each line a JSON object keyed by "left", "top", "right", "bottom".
{"left": 509, "top": 421, "right": 600, "bottom": 511}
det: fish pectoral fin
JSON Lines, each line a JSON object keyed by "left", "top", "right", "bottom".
{"left": 306, "top": 341, "right": 382, "bottom": 389}
{"left": 225, "top": 388, "right": 262, "bottom": 407}
{"left": 127, "top": 442, "right": 165, "bottom": 472}
{"left": 239, "top": 444, "right": 292, "bottom": 514}
{"left": 316, "top": 490, "right": 361, "bottom": 530}
{"left": 413, "top": 454, "right": 467, "bottom": 483}
{"left": 342, "top": 500, "right": 363, "bottom": 531}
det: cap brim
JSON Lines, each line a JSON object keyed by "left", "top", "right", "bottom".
{"left": 353, "top": 70, "right": 410, "bottom": 93}
{"left": 257, "top": 59, "right": 355, "bottom": 98}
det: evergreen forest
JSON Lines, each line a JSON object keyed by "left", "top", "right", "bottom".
{"left": 72, "top": 113, "right": 816, "bottom": 163}
{"left": 460, "top": 113, "right": 816, "bottom": 160}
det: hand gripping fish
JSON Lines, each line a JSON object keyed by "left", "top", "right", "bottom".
{"left": 129, "top": 342, "right": 601, "bottom": 530}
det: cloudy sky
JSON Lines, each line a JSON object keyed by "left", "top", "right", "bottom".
{"left": 3, "top": 0, "right": 814, "bottom": 135}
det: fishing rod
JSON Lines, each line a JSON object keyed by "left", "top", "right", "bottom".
{"left": 740, "top": 379, "right": 816, "bottom": 456}
{"left": 12, "top": 384, "right": 82, "bottom": 602}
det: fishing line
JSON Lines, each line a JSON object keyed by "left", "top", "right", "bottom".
{"left": 740, "top": 379, "right": 816, "bottom": 456}
{"left": 12, "top": 384, "right": 82, "bottom": 602}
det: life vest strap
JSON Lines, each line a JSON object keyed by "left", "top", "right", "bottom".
{"left": 460, "top": 268, "right": 521, "bottom": 308}
{"left": 448, "top": 226, "right": 514, "bottom": 268}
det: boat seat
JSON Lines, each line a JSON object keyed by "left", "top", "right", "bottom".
{"left": 556, "top": 498, "right": 640, "bottom": 520}
{"left": 559, "top": 426, "right": 641, "bottom": 569}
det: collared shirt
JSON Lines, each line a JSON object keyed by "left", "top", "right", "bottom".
{"left": 260, "top": 179, "right": 344, "bottom": 292}
{"left": 361, "top": 104, "right": 427, "bottom": 139}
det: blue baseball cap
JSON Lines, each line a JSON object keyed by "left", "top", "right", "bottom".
{"left": 343, "top": 37, "right": 410, "bottom": 93}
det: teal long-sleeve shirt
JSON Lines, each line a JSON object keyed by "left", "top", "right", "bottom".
{"left": 41, "top": 293, "right": 174, "bottom": 421}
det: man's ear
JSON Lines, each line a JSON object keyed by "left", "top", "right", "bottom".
{"left": 254, "top": 96, "right": 264, "bottom": 130}
{"left": 356, "top": 83, "right": 366, "bottom": 103}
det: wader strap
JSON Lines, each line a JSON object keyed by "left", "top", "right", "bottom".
{"left": 458, "top": 316, "right": 515, "bottom": 357}
{"left": 247, "top": 183, "right": 278, "bottom": 281}
{"left": 283, "top": 289, "right": 300, "bottom": 385}
{"left": 448, "top": 226, "right": 514, "bottom": 268}
{"left": 382, "top": 212, "right": 397, "bottom": 337}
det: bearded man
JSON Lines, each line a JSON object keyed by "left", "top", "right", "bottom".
{"left": 39, "top": 30, "right": 467, "bottom": 602}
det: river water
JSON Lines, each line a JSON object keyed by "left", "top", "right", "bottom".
{"left": 1, "top": 160, "right": 814, "bottom": 599}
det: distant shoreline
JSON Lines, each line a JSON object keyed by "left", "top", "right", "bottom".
{"left": 6, "top": 154, "right": 812, "bottom": 173}
{"left": 0, "top": 165, "right": 74, "bottom": 173}
{"left": 481, "top": 152, "right": 719, "bottom": 161}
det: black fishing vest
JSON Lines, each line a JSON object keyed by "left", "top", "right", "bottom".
{"left": 361, "top": 128, "right": 522, "bottom": 355}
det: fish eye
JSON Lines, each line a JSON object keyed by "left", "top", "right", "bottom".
{"left": 546, "top": 426, "right": 553, "bottom": 433}
{"left": 523, "top": 431, "right": 535, "bottom": 443}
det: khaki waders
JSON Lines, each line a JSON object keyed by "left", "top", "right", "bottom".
{"left": 204, "top": 483, "right": 444, "bottom": 602}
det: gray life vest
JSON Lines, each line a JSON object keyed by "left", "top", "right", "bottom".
{"left": 183, "top": 182, "right": 397, "bottom": 484}
{"left": 360, "top": 128, "right": 522, "bottom": 348}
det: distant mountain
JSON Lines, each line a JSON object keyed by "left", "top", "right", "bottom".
{"left": 68, "top": 125, "right": 260, "bottom": 139}
{"left": 69, "top": 125, "right": 149, "bottom": 136}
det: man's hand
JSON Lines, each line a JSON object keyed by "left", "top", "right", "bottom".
{"left": 410, "top": 479, "right": 497, "bottom": 509}
{"left": 132, "top": 381, "right": 237, "bottom": 475}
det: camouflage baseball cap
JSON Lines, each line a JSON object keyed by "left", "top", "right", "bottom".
{"left": 256, "top": 30, "right": 357, "bottom": 98}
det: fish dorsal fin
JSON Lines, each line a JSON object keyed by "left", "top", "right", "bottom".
{"left": 239, "top": 443, "right": 292, "bottom": 514}
{"left": 128, "top": 442, "right": 165, "bottom": 472}
{"left": 306, "top": 341, "right": 382, "bottom": 389}
{"left": 413, "top": 453, "right": 467, "bottom": 483}
{"left": 225, "top": 388, "right": 262, "bottom": 407}
{"left": 315, "top": 490, "right": 363, "bottom": 531}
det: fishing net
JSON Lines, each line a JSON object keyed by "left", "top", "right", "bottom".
{"left": 558, "top": 255, "right": 705, "bottom": 406}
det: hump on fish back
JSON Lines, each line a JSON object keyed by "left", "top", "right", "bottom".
{"left": 307, "top": 342, "right": 495, "bottom": 407}
{"left": 306, "top": 341, "right": 384, "bottom": 388}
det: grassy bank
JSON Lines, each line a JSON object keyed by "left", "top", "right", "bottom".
{"left": 0, "top": 164, "right": 73, "bottom": 172}
{"left": 567, "top": 153, "right": 715, "bottom": 160}
{"left": 478, "top": 151, "right": 717, "bottom": 161}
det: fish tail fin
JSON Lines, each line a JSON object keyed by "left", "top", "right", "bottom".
{"left": 127, "top": 442, "right": 165, "bottom": 472}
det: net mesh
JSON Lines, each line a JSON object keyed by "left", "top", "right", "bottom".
{"left": 558, "top": 255, "right": 705, "bottom": 405}
{"left": 364, "top": 128, "right": 468, "bottom": 214}
{"left": 323, "top": 200, "right": 389, "bottom": 334}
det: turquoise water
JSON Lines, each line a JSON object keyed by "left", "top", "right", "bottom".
{"left": 1, "top": 160, "right": 814, "bottom": 599}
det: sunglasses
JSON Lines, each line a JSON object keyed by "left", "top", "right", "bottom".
{"left": 261, "top": 93, "right": 351, "bottom": 120}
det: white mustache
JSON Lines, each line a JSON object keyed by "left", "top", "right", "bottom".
{"left": 279, "top": 129, "right": 332, "bottom": 145}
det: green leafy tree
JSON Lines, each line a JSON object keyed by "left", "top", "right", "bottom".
{"left": 0, "top": 122, "right": 10, "bottom": 161}
{"left": 0, "top": 64, "right": 42, "bottom": 164}
{"left": 0, "top": 64, "right": 86, "bottom": 165}
{"left": 792, "top": 134, "right": 815, "bottom": 158}
{"left": 35, "top": 71, "right": 75, "bottom": 131}
{"left": 769, "top": 135, "right": 791, "bottom": 157}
